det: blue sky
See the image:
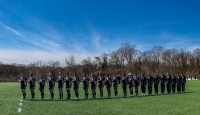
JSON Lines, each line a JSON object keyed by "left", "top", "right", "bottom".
{"left": 0, "top": 0, "right": 200, "bottom": 65}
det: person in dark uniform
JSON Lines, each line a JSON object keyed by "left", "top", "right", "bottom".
{"left": 112, "top": 73, "right": 118, "bottom": 97}
{"left": 105, "top": 74, "right": 112, "bottom": 98}
{"left": 72, "top": 75, "right": 79, "bottom": 100}
{"left": 98, "top": 74, "right": 104, "bottom": 98}
{"left": 57, "top": 72, "right": 64, "bottom": 99}
{"left": 102, "top": 74, "right": 106, "bottom": 81}
{"left": 177, "top": 74, "right": 182, "bottom": 93}
{"left": 147, "top": 73, "right": 153, "bottom": 95}
{"left": 133, "top": 74, "right": 139, "bottom": 96}
{"left": 18, "top": 73, "right": 27, "bottom": 99}
{"left": 38, "top": 75, "right": 45, "bottom": 99}
{"left": 82, "top": 73, "right": 89, "bottom": 99}
{"left": 27, "top": 73, "right": 36, "bottom": 99}
{"left": 128, "top": 73, "right": 134, "bottom": 96}
{"left": 64, "top": 73, "right": 72, "bottom": 100}
{"left": 47, "top": 73, "right": 55, "bottom": 100}
{"left": 75, "top": 73, "right": 80, "bottom": 83}
{"left": 194, "top": 75, "right": 197, "bottom": 80}
{"left": 117, "top": 73, "right": 121, "bottom": 84}
{"left": 171, "top": 74, "right": 177, "bottom": 93}
{"left": 61, "top": 76, "right": 64, "bottom": 98}
{"left": 94, "top": 74, "right": 98, "bottom": 82}
{"left": 90, "top": 74, "right": 97, "bottom": 99}
{"left": 160, "top": 73, "right": 166, "bottom": 94}
{"left": 166, "top": 73, "right": 172, "bottom": 94}
{"left": 140, "top": 73, "right": 146, "bottom": 96}
{"left": 121, "top": 73, "right": 127, "bottom": 97}
{"left": 182, "top": 74, "right": 186, "bottom": 92}
{"left": 180, "top": 75, "right": 183, "bottom": 93}
{"left": 153, "top": 73, "right": 159, "bottom": 95}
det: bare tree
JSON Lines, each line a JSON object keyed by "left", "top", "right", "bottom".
{"left": 81, "top": 57, "right": 93, "bottom": 74}
{"left": 65, "top": 55, "right": 76, "bottom": 73}
{"left": 119, "top": 43, "right": 137, "bottom": 64}
{"left": 101, "top": 53, "right": 109, "bottom": 73}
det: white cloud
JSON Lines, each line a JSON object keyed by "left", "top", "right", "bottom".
{"left": 0, "top": 22, "right": 22, "bottom": 37}
{"left": 93, "top": 35, "right": 100, "bottom": 49}
{"left": 0, "top": 21, "right": 67, "bottom": 51}
{"left": 90, "top": 29, "right": 101, "bottom": 50}
{"left": 0, "top": 21, "right": 104, "bottom": 65}
{"left": 158, "top": 31, "right": 194, "bottom": 50}
{"left": 0, "top": 49, "right": 98, "bottom": 66}
{"left": 159, "top": 31, "right": 189, "bottom": 41}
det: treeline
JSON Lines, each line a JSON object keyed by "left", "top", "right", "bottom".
{"left": 1, "top": 43, "right": 200, "bottom": 82}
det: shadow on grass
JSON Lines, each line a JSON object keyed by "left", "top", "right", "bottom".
{"left": 28, "top": 91, "right": 197, "bottom": 102}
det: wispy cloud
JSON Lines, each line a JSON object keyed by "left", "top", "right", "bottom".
{"left": 159, "top": 31, "right": 189, "bottom": 41}
{"left": 0, "top": 20, "right": 66, "bottom": 51}
{"left": 90, "top": 27, "right": 101, "bottom": 50}
{"left": 0, "top": 20, "right": 103, "bottom": 65}
{"left": 23, "top": 31, "right": 63, "bottom": 51}
{"left": 159, "top": 31, "right": 200, "bottom": 50}
{"left": 0, "top": 22, "right": 22, "bottom": 37}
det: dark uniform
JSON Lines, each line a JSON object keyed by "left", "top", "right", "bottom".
{"left": 160, "top": 74, "right": 166, "bottom": 94}
{"left": 38, "top": 77, "right": 45, "bottom": 99}
{"left": 48, "top": 77, "right": 55, "bottom": 89}
{"left": 105, "top": 77, "right": 112, "bottom": 98}
{"left": 147, "top": 76, "right": 153, "bottom": 95}
{"left": 117, "top": 75, "right": 121, "bottom": 84}
{"left": 172, "top": 76, "right": 177, "bottom": 93}
{"left": 73, "top": 78, "right": 79, "bottom": 99}
{"left": 29, "top": 77, "right": 36, "bottom": 89}
{"left": 28, "top": 76, "right": 36, "bottom": 99}
{"left": 90, "top": 77, "right": 97, "bottom": 98}
{"left": 94, "top": 76, "right": 98, "bottom": 82}
{"left": 182, "top": 76, "right": 186, "bottom": 92}
{"left": 140, "top": 76, "right": 146, "bottom": 96}
{"left": 153, "top": 75, "right": 159, "bottom": 95}
{"left": 112, "top": 77, "right": 118, "bottom": 97}
{"left": 57, "top": 76, "right": 64, "bottom": 99}
{"left": 128, "top": 77, "right": 134, "bottom": 96}
{"left": 122, "top": 76, "right": 127, "bottom": 97}
{"left": 58, "top": 77, "right": 64, "bottom": 88}
{"left": 65, "top": 77, "right": 71, "bottom": 100}
{"left": 83, "top": 76, "right": 89, "bottom": 99}
{"left": 133, "top": 76, "right": 140, "bottom": 96}
{"left": 177, "top": 76, "right": 182, "bottom": 93}
{"left": 19, "top": 75, "right": 27, "bottom": 99}
{"left": 20, "top": 77, "right": 27, "bottom": 89}
{"left": 48, "top": 77, "right": 55, "bottom": 100}
{"left": 166, "top": 76, "right": 172, "bottom": 94}
{"left": 98, "top": 77, "right": 104, "bottom": 98}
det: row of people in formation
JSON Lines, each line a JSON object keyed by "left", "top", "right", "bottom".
{"left": 19, "top": 72, "right": 187, "bottom": 100}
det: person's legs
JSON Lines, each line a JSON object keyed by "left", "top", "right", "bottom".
{"left": 22, "top": 89, "right": 26, "bottom": 99}
{"left": 31, "top": 88, "right": 35, "bottom": 99}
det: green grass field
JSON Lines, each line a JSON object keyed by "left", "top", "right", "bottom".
{"left": 0, "top": 81, "right": 200, "bottom": 115}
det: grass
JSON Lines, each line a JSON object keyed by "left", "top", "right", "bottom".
{"left": 0, "top": 81, "right": 200, "bottom": 115}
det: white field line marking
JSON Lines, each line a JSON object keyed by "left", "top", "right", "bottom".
{"left": 18, "top": 96, "right": 23, "bottom": 112}
{"left": 18, "top": 108, "right": 22, "bottom": 112}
